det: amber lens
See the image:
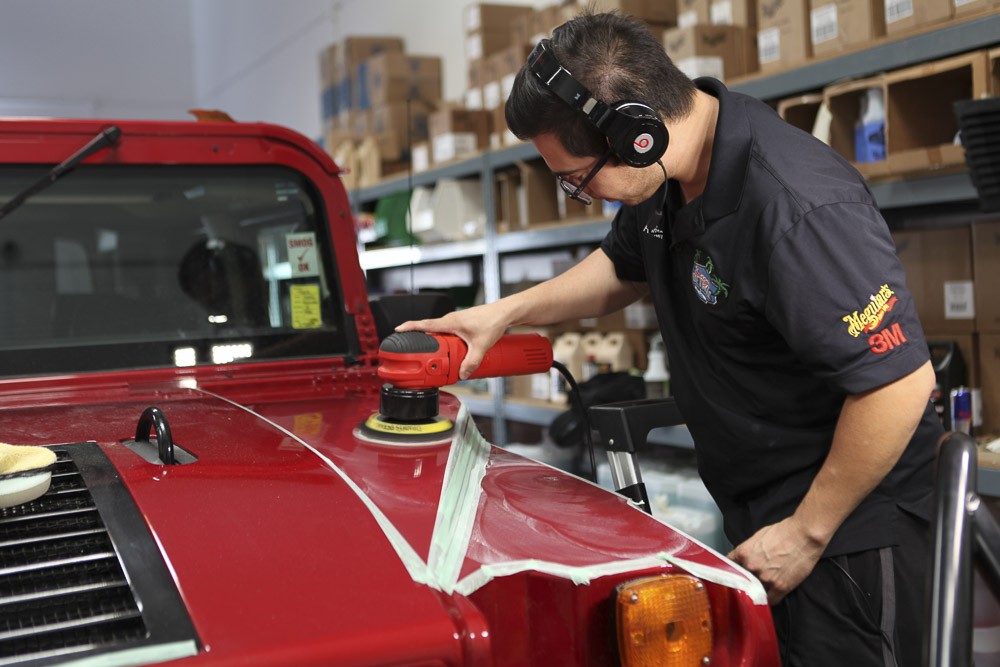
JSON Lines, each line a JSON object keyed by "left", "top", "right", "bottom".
{"left": 616, "top": 574, "right": 713, "bottom": 667}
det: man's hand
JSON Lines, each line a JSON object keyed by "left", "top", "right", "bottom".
{"left": 395, "top": 304, "right": 510, "bottom": 380}
{"left": 728, "top": 514, "right": 827, "bottom": 605}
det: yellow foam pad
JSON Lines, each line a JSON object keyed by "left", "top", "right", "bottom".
{"left": 0, "top": 443, "right": 57, "bottom": 475}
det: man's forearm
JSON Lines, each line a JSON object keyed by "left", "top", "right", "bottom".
{"left": 792, "top": 360, "right": 935, "bottom": 548}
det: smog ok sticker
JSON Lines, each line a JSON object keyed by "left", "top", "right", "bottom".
{"left": 287, "top": 232, "right": 319, "bottom": 277}
{"left": 289, "top": 283, "right": 321, "bottom": 329}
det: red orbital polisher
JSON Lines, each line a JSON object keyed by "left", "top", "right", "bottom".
{"left": 362, "top": 331, "right": 553, "bottom": 441}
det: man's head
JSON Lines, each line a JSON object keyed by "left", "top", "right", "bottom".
{"left": 505, "top": 11, "right": 697, "bottom": 161}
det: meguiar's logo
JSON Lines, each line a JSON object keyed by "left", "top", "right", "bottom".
{"left": 691, "top": 249, "right": 730, "bottom": 305}
{"left": 842, "top": 284, "right": 897, "bottom": 337}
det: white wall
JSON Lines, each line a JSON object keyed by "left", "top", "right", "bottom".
{"left": 0, "top": 0, "right": 549, "bottom": 141}
{"left": 0, "top": 0, "right": 195, "bottom": 120}
{"left": 191, "top": 0, "right": 550, "bottom": 141}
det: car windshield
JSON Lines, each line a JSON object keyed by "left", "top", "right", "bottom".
{"left": 0, "top": 164, "right": 350, "bottom": 378}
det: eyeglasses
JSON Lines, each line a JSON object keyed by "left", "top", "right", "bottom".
{"left": 557, "top": 148, "right": 612, "bottom": 206}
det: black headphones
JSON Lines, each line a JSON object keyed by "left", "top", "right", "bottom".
{"left": 526, "top": 38, "right": 668, "bottom": 169}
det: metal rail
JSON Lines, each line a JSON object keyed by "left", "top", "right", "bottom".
{"left": 927, "top": 431, "right": 1000, "bottom": 666}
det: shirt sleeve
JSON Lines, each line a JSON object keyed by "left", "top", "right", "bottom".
{"left": 600, "top": 204, "right": 648, "bottom": 283}
{"left": 764, "top": 201, "right": 931, "bottom": 395}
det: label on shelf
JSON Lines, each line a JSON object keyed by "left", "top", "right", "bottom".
{"left": 944, "top": 280, "right": 976, "bottom": 320}
{"left": 885, "top": 0, "right": 914, "bottom": 24}
{"left": 711, "top": 0, "right": 734, "bottom": 25}
{"left": 757, "top": 27, "right": 781, "bottom": 64}
{"left": 810, "top": 4, "right": 839, "bottom": 45}
{"left": 678, "top": 10, "right": 698, "bottom": 27}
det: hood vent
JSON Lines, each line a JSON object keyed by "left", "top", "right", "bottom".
{"left": 0, "top": 443, "right": 198, "bottom": 666}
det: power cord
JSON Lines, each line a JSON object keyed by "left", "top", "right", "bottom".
{"left": 551, "top": 360, "right": 598, "bottom": 483}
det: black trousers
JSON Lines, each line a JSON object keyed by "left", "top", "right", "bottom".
{"left": 770, "top": 509, "right": 930, "bottom": 667}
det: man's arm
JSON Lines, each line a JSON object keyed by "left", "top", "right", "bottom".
{"left": 396, "top": 248, "right": 647, "bottom": 378}
{"left": 728, "top": 359, "right": 935, "bottom": 604}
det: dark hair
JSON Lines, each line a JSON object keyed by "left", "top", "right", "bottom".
{"left": 505, "top": 10, "right": 697, "bottom": 158}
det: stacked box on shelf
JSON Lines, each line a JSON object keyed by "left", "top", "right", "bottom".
{"left": 884, "top": 0, "right": 953, "bottom": 35}
{"left": 989, "top": 46, "right": 999, "bottom": 95}
{"left": 757, "top": 0, "right": 812, "bottom": 74}
{"left": 464, "top": 2, "right": 534, "bottom": 61}
{"left": 429, "top": 106, "right": 491, "bottom": 164}
{"left": 808, "top": 0, "right": 885, "bottom": 58}
{"left": 318, "top": 36, "right": 405, "bottom": 135}
{"left": 886, "top": 50, "right": 989, "bottom": 177}
{"left": 678, "top": 0, "right": 713, "bottom": 25}
{"left": 587, "top": 0, "right": 681, "bottom": 24}
{"left": 485, "top": 44, "right": 532, "bottom": 148}
{"left": 663, "top": 24, "right": 751, "bottom": 81}
{"left": 709, "top": 0, "right": 759, "bottom": 74}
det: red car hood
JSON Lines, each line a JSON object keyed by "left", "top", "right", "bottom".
{"left": 0, "top": 377, "right": 764, "bottom": 664}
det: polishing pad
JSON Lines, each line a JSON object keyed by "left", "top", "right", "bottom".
{"left": 0, "top": 443, "right": 57, "bottom": 508}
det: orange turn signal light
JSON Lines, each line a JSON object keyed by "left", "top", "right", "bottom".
{"left": 616, "top": 574, "right": 713, "bottom": 666}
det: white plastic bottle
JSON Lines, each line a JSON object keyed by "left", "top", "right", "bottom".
{"left": 854, "top": 87, "right": 886, "bottom": 163}
{"left": 643, "top": 334, "right": 670, "bottom": 398}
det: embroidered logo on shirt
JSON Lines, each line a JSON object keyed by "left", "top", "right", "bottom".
{"left": 842, "top": 284, "right": 898, "bottom": 337}
{"left": 691, "top": 249, "right": 729, "bottom": 305}
{"left": 869, "top": 323, "right": 907, "bottom": 354}
{"left": 643, "top": 222, "right": 664, "bottom": 239}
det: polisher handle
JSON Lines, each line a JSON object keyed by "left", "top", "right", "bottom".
{"left": 378, "top": 332, "right": 553, "bottom": 388}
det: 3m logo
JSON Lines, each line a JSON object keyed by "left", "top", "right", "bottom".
{"left": 869, "top": 322, "right": 907, "bottom": 354}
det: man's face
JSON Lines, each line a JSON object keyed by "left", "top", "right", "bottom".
{"left": 532, "top": 133, "right": 664, "bottom": 207}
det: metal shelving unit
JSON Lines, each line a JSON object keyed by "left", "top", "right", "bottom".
{"left": 353, "top": 16, "right": 996, "bottom": 445}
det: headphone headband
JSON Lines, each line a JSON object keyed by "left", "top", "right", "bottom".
{"left": 526, "top": 39, "right": 668, "bottom": 168}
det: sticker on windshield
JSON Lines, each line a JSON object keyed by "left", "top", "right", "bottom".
{"left": 290, "top": 283, "right": 322, "bottom": 329}
{"left": 287, "top": 232, "right": 320, "bottom": 277}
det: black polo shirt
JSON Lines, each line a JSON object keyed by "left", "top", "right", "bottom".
{"left": 601, "top": 77, "right": 943, "bottom": 556}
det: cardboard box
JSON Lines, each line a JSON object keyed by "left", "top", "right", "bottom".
{"left": 515, "top": 159, "right": 560, "bottom": 225}
{"left": 588, "top": 0, "right": 680, "bottom": 24}
{"left": 355, "top": 53, "right": 442, "bottom": 110}
{"left": 809, "top": 0, "right": 885, "bottom": 57}
{"left": 511, "top": 13, "right": 534, "bottom": 49}
{"left": 886, "top": 51, "right": 989, "bottom": 177}
{"left": 757, "top": 0, "right": 812, "bottom": 74}
{"left": 370, "top": 100, "right": 434, "bottom": 161}
{"left": 679, "top": 0, "right": 713, "bottom": 25}
{"left": 953, "top": 0, "right": 988, "bottom": 16}
{"left": 495, "top": 167, "right": 521, "bottom": 233}
{"left": 988, "top": 46, "right": 1000, "bottom": 96}
{"left": 777, "top": 92, "right": 824, "bottom": 133}
{"left": 979, "top": 333, "right": 1000, "bottom": 436}
{"left": 464, "top": 3, "right": 534, "bottom": 34}
{"left": 974, "top": 221, "right": 1000, "bottom": 332}
{"left": 529, "top": 3, "right": 568, "bottom": 42}
{"left": 319, "top": 37, "right": 405, "bottom": 120}
{"left": 664, "top": 25, "right": 749, "bottom": 81}
{"left": 429, "top": 107, "right": 491, "bottom": 145}
{"left": 892, "top": 226, "right": 976, "bottom": 334}
{"left": 824, "top": 76, "right": 890, "bottom": 180}
{"left": 711, "top": 0, "right": 758, "bottom": 27}
{"left": 465, "top": 28, "right": 514, "bottom": 61}
{"left": 884, "top": 0, "right": 952, "bottom": 35}
{"left": 484, "top": 44, "right": 531, "bottom": 110}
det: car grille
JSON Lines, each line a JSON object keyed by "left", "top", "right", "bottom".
{"left": 0, "top": 443, "right": 198, "bottom": 666}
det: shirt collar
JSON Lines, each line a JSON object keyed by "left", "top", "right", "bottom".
{"left": 693, "top": 77, "right": 753, "bottom": 222}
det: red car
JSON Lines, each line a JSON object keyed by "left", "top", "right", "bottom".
{"left": 0, "top": 118, "right": 778, "bottom": 666}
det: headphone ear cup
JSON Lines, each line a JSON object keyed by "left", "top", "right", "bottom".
{"left": 608, "top": 102, "right": 669, "bottom": 168}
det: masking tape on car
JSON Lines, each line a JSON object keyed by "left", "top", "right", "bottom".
{"left": 426, "top": 409, "right": 491, "bottom": 594}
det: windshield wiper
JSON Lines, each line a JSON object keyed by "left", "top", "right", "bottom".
{"left": 0, "top": 125, "right": 122, "bottom": 222}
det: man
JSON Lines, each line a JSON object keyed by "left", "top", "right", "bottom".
{"left": 398, "top": 11, "right": 943, "bottom": 666}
